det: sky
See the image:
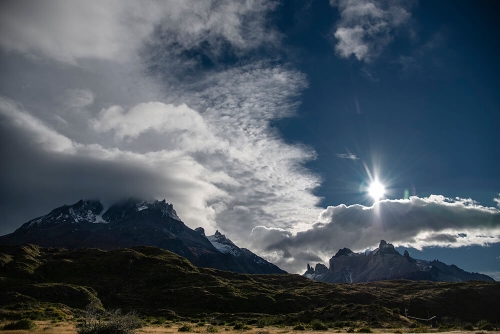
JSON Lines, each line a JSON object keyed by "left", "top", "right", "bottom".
{"left": 0, "top": 0, "right": 499, "bottom": 278}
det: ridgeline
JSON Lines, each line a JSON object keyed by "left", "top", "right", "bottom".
{"left": 1, "top": 244, "right": 499, "bottom": 325}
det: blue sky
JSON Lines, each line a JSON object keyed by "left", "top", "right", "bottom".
{"left": 0, "top": 0, "right": 499, "bottom": 276}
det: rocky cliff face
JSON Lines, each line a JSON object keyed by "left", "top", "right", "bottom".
{"left": 0, "top": 199, "right": 286, "bottom": 274}
{"left": 304, "top": 240, "right": 494, "bottom": 283}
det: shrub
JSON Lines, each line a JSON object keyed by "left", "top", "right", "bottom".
{"left": 480, "top": 323, "right": 494, "bottom": 331}
{"left": 293, "top": 324, "right": 306, "bottom": 331}
{"left": 233, "top": 322, "right": 244, "bottom": 330}
{"left": 179, "top": 324, "right": 193, "bottom": 332}
{"left": 3, "top": 319, "right": 36, "bottom": 330}
{"left": 311, "top": 319, "right": 328, "bottom": 331}
{"left": 347, "top": 328, "right": 355, "bottom": 333}
{"left": 463, "top": 324, "right": 474, "bottom": 331}
{"left": 207, "top": 325, "right": 219, "bottom": 333}
{"left": 152, "top": 317, "right": 167, "bottom": 324}
{"left": 77, "top": 306, "right": 142, "bottom": 334}
{"left": 233, "top": 322, "right": 251, "bottom": 330}
{"left": 358, "top": 327, "right": 372, "bottom": 333}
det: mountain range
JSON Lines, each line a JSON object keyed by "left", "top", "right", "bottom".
{"left": 0, "top": 198, "right": 285, "bottom": 274}
{"left": 304, "top": 240, "right": 494, "bottom": 283}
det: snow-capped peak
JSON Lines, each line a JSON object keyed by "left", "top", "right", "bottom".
{"left": 24, "top": 199, "right": 104, "bottom": 228}
{"left": 207, "top": 230, "right": 242, "bottom": 257}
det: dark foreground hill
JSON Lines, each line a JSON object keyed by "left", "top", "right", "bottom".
{"left": 304, "top": 240, "right": 494, "bottom": 283}
{"left": 0, "top": 199, "right": 285, "bottom": 274}
{"left": 1, "top": 244, "right": 499, "bottom": 324}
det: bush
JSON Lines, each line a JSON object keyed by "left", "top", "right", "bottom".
{"left": 463, "top": 324, "right": 474, "bottom": 331}
{"left": 3, "top": 319, "right": 36, "bottom": 330}
{"left": 347, "top": 328, "right": 355, "bottom": 333}
{"left": 207, "top": 325, "right": 219, "bottom": 333}
{"left": 358, "top": 327, "right": 372, "bottom": 333}
{"left": 311, "top": 319, "right": 328, "bottom": 331}
{"left": 480, "top": 323, "right": 494, "bottom": 331}
{"left": 152, "top": 317, "right": 166, "bottom": 324}
{"left": 179, "top": 324, "right": 193, "bottom": 332}
{"left": 293, "top": 324, "right": 306, "bottom": 330}
{"left": 233, "top": 322, "right": 251, "bottom": 330}
{"left": 77, "top": 306, "right": 142, "bottom": 334}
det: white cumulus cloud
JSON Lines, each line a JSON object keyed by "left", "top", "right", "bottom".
{"left": 330, "top": 0, "right": 412, "bottom": 62}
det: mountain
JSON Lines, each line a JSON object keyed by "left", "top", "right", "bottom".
{"left": 0, "top": 199, "right": 285, "bottom": 274}
{"left": 304, "top": 240, "right": 494, "bottom": 283}
{"left": 206, "top": 230, "right": 286, "bottom": 274}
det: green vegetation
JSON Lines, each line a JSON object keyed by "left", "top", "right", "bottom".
{"left": 207, "top": 325, "right": 219, "bottom": 332}
{"left": 293, "top": 324, "right": 306, "bottom": 330}
{"left": 77, "top": 306, "right": 142, "bottom": 334}
{"left": 477, "top": 320, "right": 494, "bottom": 331}
{"left": 311, "top": 319, "right": 328, "bottom": 331}
{"left": 178, "top": 324, "right": 193, "bottom": 332}
{"left": 0, "top": 244, "right": 499, "bottom": 329}
{"left": 462, "top": 323, "right": 474, "bottom": 331}
{"left": 357, "top": 327, "right": 372, "bottom": 333}
{"left": 2, "top": 318, "right": 36, "bottom": 330}
{"left": 233, "top": 322, "right": 251, "bottom": 330}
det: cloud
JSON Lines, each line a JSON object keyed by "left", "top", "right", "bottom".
{"left": 0, "top": 97, "right": 75, "bottom": 153}
{"left": 480, "top": 271, "right": 500, "bottom": 281}
{"left": 494, "top": 194, "right": 500, "bottom": 208}
{"left": 60, "top": 89, "right": 94, "bottom": 109}
{"left": 253, "top": 195, "right": 500, "bottom": 273}
{"left": 89, "top": 103, "right": 217, "bottom": 151}
{"left": 336, "top": 153, "right": 359, "bottom": 160}
{"left": 330, "top": 0, "right": 412, "bottom": 62}
{"left": 0, "top": 0, "right": 279, "bottom": 64}
{"left": 0, "top": 0, "right": 322, "bottom": 246}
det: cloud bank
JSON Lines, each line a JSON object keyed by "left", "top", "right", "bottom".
{"left": 252, "top": 195, "right": 500, "bottom": 273}
{"left": 0, "top": 0, "right": 321, "bottom": 244}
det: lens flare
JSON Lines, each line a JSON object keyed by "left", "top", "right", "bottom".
{"left": 368, "top": 180, "right": 385, "bottom": 201}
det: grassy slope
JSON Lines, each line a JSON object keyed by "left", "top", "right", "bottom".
{"left": 0, "top": 245, "right": 498, "bottom": 323}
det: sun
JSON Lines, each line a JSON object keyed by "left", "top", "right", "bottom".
{"left": 368, "top": 180, "right": 385, "bottom": 201}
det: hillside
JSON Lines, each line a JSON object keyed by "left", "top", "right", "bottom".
{"left": 1, "top": 244, "right": 499, "bottom": 325}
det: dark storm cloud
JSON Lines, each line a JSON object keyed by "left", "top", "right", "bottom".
{"left": 0, "top": 113, "right": 180, "bottom": 235}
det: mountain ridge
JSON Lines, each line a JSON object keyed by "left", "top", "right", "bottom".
{"left": 304, "top": 240, "right": 494, "bottom": 283}
{"left": 0, "top": 199, "right": 285, "bottom": 275}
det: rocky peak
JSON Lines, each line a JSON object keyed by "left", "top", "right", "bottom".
{"left": 102, "top": 198, "right": 181, "bottom": 222}
{"left": 195, "top": 227, "right": 205, "bottom": 236}
{"left": 375, "top": 240, "right": 400, "bottom": 256}
{"left": 404, "top": 250, "right": 417, "bottom": 263}
{"left": 23, "top": 199, "right": 104, "bottom": 228}
{"left": 334, "top": 247, "right": 354, "bottom": 258}
{"left": 315, "top": 263, "right": 328, "bottom": 275}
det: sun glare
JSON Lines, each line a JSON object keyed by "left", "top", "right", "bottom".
{"left": 368, "top": 180, "right": 385, "bottom": 201}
